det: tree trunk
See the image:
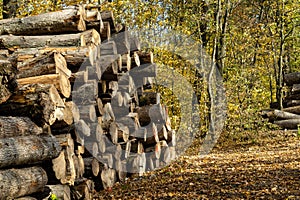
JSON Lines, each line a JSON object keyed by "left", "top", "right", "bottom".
{"left": 0, "top": 135, "right": 61, "bottom": 168}
{"left": 0, "top": 116, "right": 42, "bottom": 138}
{"left": 274, "top": 118, "right": 300, "bottom": 129}
{"left": 284, "top": 72, "right": 300, "bottom": 86}
{"left": 0, "top": 166, "right": 48, "bottom": 199}
{"left": 0, "top": 7, "right": 86, "bottom": 35}
{"left": 2, "top": 0, "right": 18, "bottom": 19}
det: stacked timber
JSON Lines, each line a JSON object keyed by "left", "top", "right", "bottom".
{"left": 0, "top": 4, "right": 176, "bottom": 200}
{"left": 262, "top": 72, "right": 300, "bottom": 129}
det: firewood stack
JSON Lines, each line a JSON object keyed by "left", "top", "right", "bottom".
{"left": 0, "top": 5, "right": 176, "bottom": 200}
{"left": 262, "top": 72, "right": 300, "bottom": 129}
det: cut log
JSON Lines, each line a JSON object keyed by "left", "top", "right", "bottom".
{"left": 100, "top": 41, "right": 117, "bottom": 55}
{"left": 159, "top": 140, "right": 171, "bottom": 166}
{"left": 101, "top": 11, "right": 115, "bottom": 33}
{"left": 0, "top": 84, "right": 64, "bottom": 126}
{"left": 284, "top": 93, "right": 300, "bottom": 101}
{"left": 284, "top": 72, "right": 300, "bottom": 86}
{"left": 51, "top": 101, "right": 75, "bottom": 128}
{"left": 129, "top": 63, "right": 157, "bottom": 87}
{"left": 121, "top": 53, "right": 131, "bottom": 72}
{"left": 0, "top": 29, "right": 100, "bottom": 49}
{"left": 17, "top": 52, "right": 71, "bottom": 79}
{"left": 53, "top": 134, "right": 76, "bottom": 185}
{"left": 0, "top": 116, "right": 42, "bottom": 138}
{"left": 0, "top": 7, "right": 86, "bottom": 35}
{"left": 144, "top": 122, "right": 159, "bottom": 145}
{"left": 286, "top": 100, "right": 300, "bottom": 107}
{"left": 130, "top": 127, "right": 147, "bottom": 142}
{"left": 101, "top": 166, "right": 117, "bottom": 190}
{"left": 72, "top": 80, "right": 98, "bottom": 104}
{"left": 0, "top": 59, "right": 17, "bottom": 104}
{"left": 78, "top": 104, "right": 97, "bottom": 123}
{"left": 111, "top": 30, "right": 130, "bottom": 55}
{"left": 75, "top": 119, "right": 91, "bottom": 138}
{"left": 71, "top": 179, "right": 94, "bottom": 200}
{"left": 17, "top": 74, "right": 71, "bottom": 98}
{"left": 274, "top": 119, "right": 300, "bottom": 129}
{"left": 0, "top": 167, "right": 48, "bottom": 199}
{"left": 100, "top": 21, "right": 111, "bottom": 40}
{"left": 47, "top": 185, "right": 71, "bottom": 200}
{"left": 283, "top": 105, "right": 300, "bottom": 115}
{"left": 128, "top": 34, "right": 141, "bottom": 52}
{"left": 292, "top": 84, "right": 300, "bottom": 94}
{"left": 136, "top": 51, "right": 154, "bottom": 64}
{"left": 264, "top": 109, "right": 300, "bottom": 121}
{"left": 85, "top": 11, "right": 104, "bottom": 34}
{"left": 136, "top": 104, "right": 166, "bottom": 126}
{"left": 83, "top": 157, "right": 104, "bottom": 177}
{"left": 115, "top": 159, "right": 127, "bottom": 182}
{"left": 139, "top": 92, "right": 160, "bottom": 106}
{"left": 14, "top": 45, "right": 98, "bottom": 70}
{"left": 15, "top": 197, "right": 37, "bottom": 200}
{"left": 0, "top": 135, "right": 61, "bottom": 168}
{"left": 98, "top": 54, "right": 121, "bottom": 75}
{"left": 131, "top": 51, "right": 141, "bottom": 68}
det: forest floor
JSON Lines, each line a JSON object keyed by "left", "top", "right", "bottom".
{"left": 97, "top": 130, "right": 300, "bottom": 199}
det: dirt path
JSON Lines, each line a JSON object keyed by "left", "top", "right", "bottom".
{"left": 98, "top": 131, "right": 300, "bottom": 199}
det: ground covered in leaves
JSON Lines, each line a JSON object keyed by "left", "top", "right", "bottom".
{"left": 98, "top": 130, "right": 300, "bottom": 199}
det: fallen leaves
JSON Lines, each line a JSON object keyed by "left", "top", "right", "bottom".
{"left": 96, "top": 130, "right": 300, "bottom": 199}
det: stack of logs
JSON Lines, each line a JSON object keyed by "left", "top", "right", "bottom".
{"left": 0, "top": 5, "right": 176, "bottom": 200}
{"left": 263, "top": 72, "right": 300, "bottom": 129}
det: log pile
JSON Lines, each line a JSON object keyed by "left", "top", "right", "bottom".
{"left": 262, "top": 72, "right": 300, "bottom": 129}
{"left": 0, "top": 5, "right": 176, "bottom": 200}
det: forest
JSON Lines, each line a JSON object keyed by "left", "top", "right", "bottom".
{"left": 0, "top": 0, "right": 299, "bottom": 199}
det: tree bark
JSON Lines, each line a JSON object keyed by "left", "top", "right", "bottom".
{"left": 13, "top": 45, "right": 98, "bottom": 70}
{"left": 0, "top": 135, "right": 61, "bottom": 168}
{"left": 0, "top": 7, "right": 86, "bottom": 35}
{"left": 0, "top": 29, "right": 100, "bottom": 50}
{"left": 0, "top": 116, "right": 42, "bottom": 138}
{"left": 0, "top": 166, "right": 48, "bottom": 199}
{"left": 274, "top": 118, "right": 300, "bottom": 129}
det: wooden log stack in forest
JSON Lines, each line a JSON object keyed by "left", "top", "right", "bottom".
{"left": 0, "top": 5, "right": 176, "bottom": 200}
{"left": 262, "top": 72, "right": 300, "bottom": 130}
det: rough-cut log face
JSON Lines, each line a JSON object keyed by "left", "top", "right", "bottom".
{"left": 0, "top": 166, "right": 48, "bottom": 199}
